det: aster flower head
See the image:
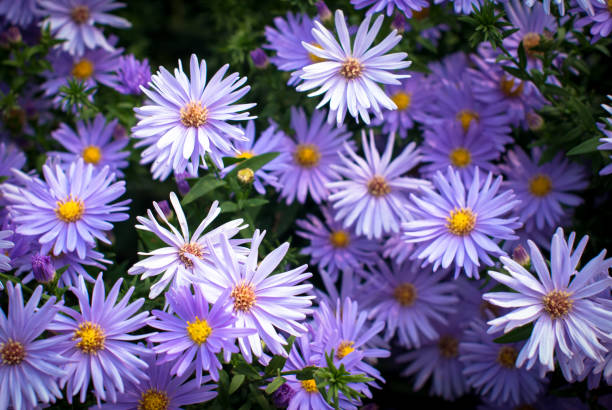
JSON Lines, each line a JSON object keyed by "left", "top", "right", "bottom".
{"left": 50, "top": 113, "right": 130, "bottom": 177}
{"left": 361, "top": 260, "right": 458, "bottom": 348}
{"left": 483, "top": 228, "right": 612, "bottom": 372}
{"left": 50, "top": 274, "right": 151, "bottom": 403}
{"left": 297, "top": 9, "right": 411, "bottom": 125}
{"left": 0, "top": 0, "right": 40, "bottom": 27}
{"left": 499, "top": 146, "right": 588, "bottom": 230}
{"left": 149, "top": 285, "right": 255, "bottom": 383}
{"left": 574, "top": 2, "right": 612, "bottom": 42}
{"left": 382, "top": 233, "right": 415, "bottom": 264}
{"left": 39, "top": 0, "right": 131, "bottom": 56}
{"left": 113, "top": 54, "right": 152, "bottom": 95}
{"left": 128, "top": 192, "right": 247, "bottom": 299}
{"left": 194, "top": 230, "right": 314, "bottom": 363}
{"left": 275, "top": 107, "right": 351, "bottom": 204}
{"left": 132, "top": 54, "right": 256, "bottom": 180}
{"left": 403, "top": 166, "right": 522, "bottom": 279}
{"left": 327, "top": 131, "right": 430, "bottom": 239}
{"left": 0, "top": 282, "right": 67, "bottom": 409}
{"left": 2, "top": 158, "right": 129, "bottom": 259}
{"left": 350, "top": 0, "right": 429, "bottom": 18}
{"left": 0, "top": 229, "right": 13, "bottom": 272}
{"left": 598, "top": 95, "right": 612, "bottom": 175}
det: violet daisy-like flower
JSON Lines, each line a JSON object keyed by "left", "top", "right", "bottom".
{"left": 296, "top": 207, "right": 380, "bottom": 280}
{"left": 483, "top": 228, "right": 612, "bottom": 372}
{"left": 0, "top": 142, "right": 26, "bottom": 183}
{"left": 39, "top": 0, "right": 130, "bottom": 56}
{"left": 403, "top": 167, "right": 521, "bottom": 279}
{"left": 448, "top": 0, "right": 484, "bottom": 15}
{"left": 0, "top": 230, "right": 13, "bottom": 272}
{"left": 149, "top": 285, "right": 255, "bottom": 383}
{"left": 459, "top": 319, "right": 546, "bottom": 406}
{"left": 2, "top": 159, "right": 129, "bottom": 259}
{"left": 128, "top": 192, "right": 247, "bottom": 299}
{"left": 0, "top": 282, "right": 66, "bottom": 409}
{"left": 574, "top": 2, "right": 612, "bottom": 42}
{"left": 351, "top": 0, "right": 429, "bottom": 17}
{"left": 597, "top": 95, "right": 612, "bottom": 175}
{"left": 297, "top": 9, "right": 411, "bottom": 125}
{"left": 382, "top": 233, "right": 415, "bottom": 264}
{"left": 327, "top": 131, "right": 429, "bottom": 239}
{"left": 113, "top": 54, "right": 152, "bottom": 95}
{"left": 50, "top": 113, "right": 130, "bottom": 177}
{"left": 275, "top": 107, "right": 351, "bottom": 204}
{"left": 194, "top": 230, "right": 314, "bottom": 363}
{"left": 132, "top": 54, "right": 256, "bottom": 180}
{"left": 0, "top": 0, "right": 39, "bottom": 27}
{"left": 50, "top": 274, "right": 151, "bottom": 403}
{"left": 499, "top": 146, "right": 588, "bottom": 230}
{"left": 98, "top": 347, "right": 217, "bottom": 409}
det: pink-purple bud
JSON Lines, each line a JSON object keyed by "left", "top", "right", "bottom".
{"left": 113, "top": 123, "right": 127, "bottom": 140}
{"left": 526, "top": 112, "right": 543, "bottom": 131}
{"left": 391, "top": 13, "right": 406, "bottom": 33}
{"left": 31, "top": 254, "right": 56, "bottom": 283}
{"left": 175, "top": 172, "right": 191, "bottom": 196}
{"left": 157, "top": 200, "right": 173, "bottom": 219}
{"left": 316, "top": 1, "right": 332, "bottom": 22}
{"left": 512, "top": 244, "right": 530, "bottom": 267}
{"left": 250, "top": 48, "right": 269, "bottom": 69}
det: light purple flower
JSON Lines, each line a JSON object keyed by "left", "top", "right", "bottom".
{"left": 597, "top": 95, "right": 612, "bottom": 175}
{"left": 0, "top": 0, "right": 39, "bottom": 27}
{"left": 0, "top": 229, "right": 13, "bottom": 272}
{"left": 350, "top": 0, "right": 429, "bottom": 18}
{"left": 0, "top": 142, "right": 26, "bottom": 183}
{"left": 113, "top": 54, "right": 152, "bottom": 95}
{"left": 447, "top": 0, "right": 484, "bottom": 14}
{"left": 574, "top": 2, "right": 612, "bottom": 42}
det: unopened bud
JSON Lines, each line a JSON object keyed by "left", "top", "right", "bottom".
{"left": 0, "top": 26, "right": 22, "bottom": 46}
{"left": 250, "top": 48, "right": 269, "bottom": 69}
{"left": 526, "top": 112, "right": 543, "bottom": 131}
{"left": 512, "top": 244, "right": 530, "bottom": 267}
{"left": 31, "top": 254, "right": 56, "bottom": 283}
{"left": 271, "top": 383, "right": 295, "bottom": 408}
{"left": 157, "top": 200, "right": 173, "bottom": 220}
{"left": 237, "top": 168, "right": 254, "bottom": 184}
{"left": 175, "top": 172, "right": 191, "bottom": 196}
{"left": 391, "top": 13, "right": 406, "bottom": 33}
{"left": 113, "top": 123, "right": 127, "bottom": 140}
{"left": 316, "top": 1, "right": 332, "bottom": 22}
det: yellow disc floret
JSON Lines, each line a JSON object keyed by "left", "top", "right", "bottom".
{"left": 72, "top": 59, "right": 94, "bottom": 80}
{"left": 336, "top": 341, "right": 355, "bottom": 359}
{"left": 73, "top": 321, "right": 105, "bottom": 354}
{"left": 294, "top": 144, "right": 321, "bottom": 168}
{"left": 528, "top": 174, "right": 552, "bottom": 197}
{"left": 186, "top": 317, "right": 213, "bottom": 345}
{"left": 449, "top": 147, "right": 472, "bottom": 168}
{"left": 180, "top": 101, "right": 209, "bottom": 128}
{"left": 301, "top": 379, "right": 318, "bottom": 393}
{"left": 543, "top": 290, "right": 573, "bottom": 319}
{"left": 56, "top": 196, "right": 85, "bottom": 223}
{"left": 339, "top": 57, "right": 363, "bottom": 80}
{"left": 456, "top": 109, "right": 479, "bottom": 133}
{"left": 446, "top": 208, "right": 476, "bottom": 236}
{"left": 1, "top": 339, "right": 26, "bottom": 365}
{"left": 329, "top": 230, "right": 350, "bottom": 248}
{"left": 393, "top": 283, "right": 417, "bottom": 307}
{"left": 82, "top": 145, "right": 102, "bottom": 164}
{"left": 231, "top": 282, "right": 256, "bottom": 313}
{"left": 138, "top": 388, "right": 170, "bottom": 410}
{"left": 391, "top": 92, "right": 412, "bottom": 111}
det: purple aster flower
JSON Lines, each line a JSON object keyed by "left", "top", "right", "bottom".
{"left": 598, "top": 95, "right": 612, "bottom": 175}
{"left": 574, "top": 2, "right": 612, "bottom": 42}
{"left": 128, "top": 192, "right": 247, "bottom": 299}
{"left": 428, "top": 51, "right": 470, "bottom": 86}
{"left": 0, "top": 282, "right": 66, "bottom": 409}
{"left": 263, "top": 12, "right": 319, "bottom": 86}
{"left": 447, "top": 0, "right": 484, "bottom": 14}
{"left": 0, "top": 142, "right": 26, "bottom": 183}
{"left": 483, "top": 228, "right": 612, "bottom": 372}
{"left": 327, "top": 131, "right": 429, "bottom": 239}
{"left": 420, "top": 120, "right": 500, "bottom": 180}
{"left": 113, "top": 54, "right": 152, "bottom": 95}
{"left": 39, "top": 0, "right": 130, "bottom": 56}
{"left": 313, "top": 269, "right": 367, "bottom": 311}
{"left": 370, "top": 73, "right": 433, "bottom": 138}
{"left": 2, "top": 159, "right": 129, "bottom": 259}
{"left": 0, "top": 0, "right": 39, "bottom": 27}
{"left": 382, "top": 233, "right": 415, "bottom": 264}
{"left": 351, "top": 0, "right": 429, "bottom": 18}
{"left": 274, "top": 107, "right": 351, "bottom": 204}
{"left": 50, "top": 113, "right": 130, "bottom": 177}
{"left": 296, "top": 207, "right": 381, "bottom": 280}
{"left": 149, "top": 285, "right": 255, "bottom": 383}
{"left": 502, "top": 218, "right": 556, "bottom": 254}
{"left": 0, "top": 229, "right": 13, "bottom": 271}
{"left": 361, "top": 260, "right": 458, "bottom": 348}
{"left": 403, "top": 167, "right": 521, "bottom": 279}
{"left": 98, "top": 347, "right": 217, "bottom": 409}
{"left": 460, "top": 319, "right": 546, "bottom": 406}
{"left": 49, "top": 274, "right": 151, "bottom": 403}
{"left": 220, "top": 120, "right": 289, "bottom": 195}
{"left": 194, "top": 230, "right": 314, "bottom": 363}
{"left": 499, "top": 146, "right": 588, "bottom": 230}
{"left": 132, "top": 54, "right": 256, "bottom": 180}
{"left": 297, "top": 9, "right": 411, "bottom": 125}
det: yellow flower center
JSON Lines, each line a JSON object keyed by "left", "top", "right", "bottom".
{"left": 449, "top": 147, "right": 472, "bottom": 168}
{"left": 178, "top": 242, "right": 203, "bottom": 269}
{"left": 528, "top": 174, "right": 552, "bottom": 197}
{"left": 367, "top": 175, "right": 391, "bottom": 197}
{"left": 543, "top": 290, "right": 573, "bottom": 319}
{"left": 72, "top": 59, "right": 94, "bottom": 80}
{"left": 329, "top": 230, "right": 350, "bottom": 248}
{"left": 237, "top": 168, "right": 255, "bottom": 184}
{"left": 336, "top": 341, "right": 355, "bottom": 359}
{"left": 236, "top": 151, "right": 254, "bottom": 159}
{"left": 73, "top": 321, "right": 105, "bottom": 354}
{"left": 339, "top": 57, "right": 363, "bottom": 80}
{"left": 438, "top": 335, "right": 459, "bottom": 358}
{"left": 308, "top": 43, "right": 326, "bottom": 63}
{"left": 55, "top": 196, "right": 85, "bottom": 223}
{"left": 293, "top": 144, "right": 321, "bottom": 168}
{"left": 393, "top": 283, "right": 417, "bottom": 307}
{"left": 497, "top": 345, "right": 518, "bottom": 369}
{"left": 446, "top": 208, "right": 476, "bottom": 236}
{"left": 138, "top": 388, "right": 170, "bottom": 410}
{"left": 522, "top": 32, "right": 541, "bottom": 56}
{"left": 180, "top": 101, "right": 209, "bottom": 128}
{"left": 82, "top": 145, "right": 102, "bottom": 164}
{"left": 0, "top": 339, "right": 26, "bottom": 365}
{"left": 70, "top": 5, "right": 90, "bottom": 24}
{"left": 186, "top": 317, "right": 213, "bottom": 345}
{"left": 301, "top": 379, "right": 318, "bottom": 393}
{"left": 391, "top": 92, "right": 412, "bottom": 111}
{"left": 456, "top": 109, "right": 479, "bottom": 133}
{"left": 500, "top": 76, "right": 524, "bottom": 98}
{"left": 231, "top": 282, "right": 256, "bottom": 313}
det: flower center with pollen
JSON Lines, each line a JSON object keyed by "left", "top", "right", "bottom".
{"left": 522, "top": 32, "right": 541, "bottom": 56}
{"left": 82, "top": 145, "right": 102, "bottom": 164}
{"left": 73, "top": 321, "right": 105, "bottom": 354}
{"left": 394, "top": 283, "right": 417, "bottom": 307}
{"left": 456, "top": 109, "right": 479, "bottom": 133}
{"left": 71, "top": 5, "right": 90, "bottom": 24}
{"left": 336, "top": 341, "right": 355, "bottom": 359}
{"left": 236, "top": 151, "right": 254, "bottom": 159}
{"left": 294, "top": 144, "right": 321, "bottom": 168}
{"left": 308, "top": 43, "right": 326, "bottom": 63}
{"left": 543, "top": 290, "right": 573, "bottom": 319}
{"left": 301, "top": 379, "right": 318, "bottom": 393}
{"left": 186, "top": 317, "right": 212, "bottom": 345}
{"left": 449, "top": 147, "right": 472, "bottom": 168}
{"left": 1, "top": 339, "right": 26, "bottom": 365}
{"left": 339, "top": 57, "right": 363, "bottom": 80}
{"left": 497, "top": 345, "right": 518, "bottom": 368}
{"left": 500, "top": 76, "right": 524, "bottom": 98}
{"left": 367, "top": 175, "right": 391, "bottom": 197}
{"left": 446, "top": 208, "right": 476, "bottom": 236}
{"left": 72, "top": 59, "right": 94, "bottom": 80}
{"left": 528, "top": 174, "right": 552, "bottom": 197}
{"left": 231, "top": 282, "right": 256, "bottom": 312}
{"left": 56, "top": 196, "right": 85, "bottom": 223}
{"left": 329, "top": 230, "right": 350, "bottom": 248}
{"left": 438, "top": 335, "right": 459, "bottom": 358}
{"left": 178, "top": 242, "right": 203, "bottom": 269}
{"left": 138, "top": 388, "right": 170, "bottom": 410}
{"left": 180, "top": 101, "right": 209, "bottom": 128}
{"left": 391, "top": 92, "right": 411, "bottom": 111}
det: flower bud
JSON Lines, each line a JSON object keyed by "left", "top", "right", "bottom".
{"left": 237, "top": 168, "right": 254, "bottom": 185}
{"left": 271, "top": 383, "right": 295, "bottom": 408}
{"left": 526, "top": 112, "right": 543, "bottom": 131}
{"left": 512, "top": 244, "right": 530, "bottom": 267}
{"left": 31, "top": 254, "right": 56, "bottom": 283}
{"left": 391, "top": 13, "right": 406, "bottom": 33}
{"left": 316, "top": 1, "right": 332, "bottom": 22}
{"left": 250, "top": 48, "right": 269, "bottom": 69}
{"left": 175, "top": 172, "right": 191, "bottom": 196}
{"left": 157, "top": 200, "right": 173, "bottom": 220}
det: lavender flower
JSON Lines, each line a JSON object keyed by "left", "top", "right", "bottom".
{"left": 113, "top": 54, "right": 152, "bottom": 95}
{"left": 574, "top": 2, "right": 612, "bottom": 42}
{"left": 0, "top": 142, "right": 26, "bottom": 183}
{"left": 0, "top": 229, "right": 13, "bottom": 272}
{"left": 350, "top": 0, "right": 429, "bottom": 18}
{"left": 598, "top": 95, "right": 612, "bottom": 175}
{"left": 0, "top": 0, "right": 39, "bottom": 27}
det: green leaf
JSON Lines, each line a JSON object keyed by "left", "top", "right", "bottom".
{"left": 494, "top": 323, "right": 534, "bottom": 343}
{"left": 220, "top": 201, "right": 239, "bottom": 213}
{"left": 295, "top": 366, "right": 318, "bottom": 380}
{"left": 181, "top": 177, "right": 226, "bottom": 205}
{"left": 244, "top": 198, "right": 268, "bottom": 208}
{"left": 265, "top": 355, "right": 287, "bottom": 377}
{"left": 502, "top": 65, "right": 528, "bottom": 80}
{"left": 229, "top": 374, "right": 245, "bottom": 394}
{"left": 224, "top": 152, "right": 279, "bottom": 181}
{"left": 568, "top": 137, "right": 601, "bottom": 156}
{"left": 222, "top": 156, "right": 243, "bottom": 166}
{"left": 264, "top": 375, "right": 286, "bottom": 395}
{"left": 231, "top": 357, "right": 261, "bottom": 380}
